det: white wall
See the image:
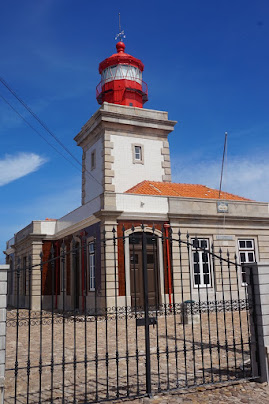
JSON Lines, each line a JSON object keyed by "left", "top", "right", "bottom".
{"left": 116, "top": 193, "right": 168, "bottom": 214}
{"left": 110, "top": 134, "right": 164, "bottom": 193}
{"left": 55, "top": 196, "right": 101, "bottom": 233}
{"left": 41, "top": 221, "right": 57, "bottom": 235}
{"left": 84, "top": 137, "right": 103, "bottom": 203}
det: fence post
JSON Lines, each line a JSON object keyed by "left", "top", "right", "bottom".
{"left": 0, "top": 265, "right": 8, "bottom": 404}
{"left": 247, "top": 262, "right": 269, "bottom": 383}
{"left": 142, "top": 229, "right": 152, "bottom": 396}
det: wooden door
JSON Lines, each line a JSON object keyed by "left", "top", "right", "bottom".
{"left": 129, "top": 233, "right": 160, "bottom": 309}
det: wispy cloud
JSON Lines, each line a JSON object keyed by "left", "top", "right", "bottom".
{"left": 231, "top": 122, "right": 269, "bottom": 140}
{"left": 0, "top": 153, "right": 47, "bottom": 186}
{"left": 172, "top": 155, "right": 269, "bottom": 202}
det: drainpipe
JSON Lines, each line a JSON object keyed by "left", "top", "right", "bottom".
{"left": 164, "top": 223, "right": 172, "bottom": 309}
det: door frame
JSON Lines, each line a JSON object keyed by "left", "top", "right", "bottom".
{"left": 72, "top": 237, "right": 81, "bottom": 310}
{"left": 124, "top": 227, "right": 165, "bottom": 307}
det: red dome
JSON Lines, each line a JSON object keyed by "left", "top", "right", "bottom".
{"left": 99, "top": 42, "right": 144, "bottom": 74}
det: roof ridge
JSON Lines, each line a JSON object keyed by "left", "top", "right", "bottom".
{"left": 124, "top": 180, "right": 252, "bottom": 201}
{"left": 149, "top": 183, "right": 162, "bottom": 193}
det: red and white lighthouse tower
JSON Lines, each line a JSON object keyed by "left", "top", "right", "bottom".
{"left": 76, "top": 25, "right": 175, "bottom": 206}
{"left": 96, "top": 41, "right": 148, "bottom": 108}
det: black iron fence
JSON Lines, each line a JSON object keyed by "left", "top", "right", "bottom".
{"left": 5, "top": 226, "right": 258, "bottom": 403}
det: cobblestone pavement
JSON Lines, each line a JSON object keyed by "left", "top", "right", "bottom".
{"left": 5, "top": 308, "right": 253, "bottom": 403}
{"left": 114, "top": 381, "right": 269, "bottom": 403}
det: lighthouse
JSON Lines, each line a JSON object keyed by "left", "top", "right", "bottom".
{"left": 75, "top": 34, "right": 176, "bottom": 205}
{"left": 96, "top": 41, "right": 148, "bottom": 108}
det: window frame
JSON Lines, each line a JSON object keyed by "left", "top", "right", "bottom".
{"left": 191, "top": 238, "right": 212, "bottom": 289}
{"left": 70, "top": 237, "right": 82, "bottom": 304}
{"left": 132, "top": 144, "right": 144, "bottom": 165}
{"left": 91, "top": 149, "right": 96, "bottom": 171}
{"left": 88, "top": 240, "right": 96, "bottom": 292}
{"left": 237, "top": 238, "right": 256, "bottom": 286}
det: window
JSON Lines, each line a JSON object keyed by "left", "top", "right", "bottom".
{"left": 22, "top": 256, "right": 27, "bottom": 295}
{"left": 88, "top": 242, "right": 95, "bottom": 291}
{"left": 132, "top": 144, "right": 144, "bottom": 164}
{"left": 192, "top": 238, "right": 211, "bottom": 288}
{"left": 238, "top": 239, "right": 256, "bottom": 285}
{"left": 135, "top": 146, "right": 142, "bottom": 160}
{"left": 91, "top": 150, "right": 96, "bottom": 170}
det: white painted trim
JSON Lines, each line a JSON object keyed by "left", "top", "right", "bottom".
{"left": 132, "top": 143, "right": 144, "bottom": 165}
{"left": 87, "top": 237, "right": 96, "bottom": 292}
{"left": 189, "top": 236, "right": 215, "bottom": 297}
{"left": 236, "top": 236, "right": 259, "bottom": 287}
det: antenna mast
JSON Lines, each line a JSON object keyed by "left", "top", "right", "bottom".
{"left": 219, "top": 132, "right": 228, "bottom": 199}
{"left": 115, "top": 12, "right": 126, "bottom": 41}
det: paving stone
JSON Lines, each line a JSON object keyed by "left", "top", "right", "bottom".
{"left": 3, "top": 309, "right": 269, "bottom": 403}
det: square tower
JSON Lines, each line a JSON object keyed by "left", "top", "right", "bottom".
{"left": 74, "top": 102, "right": 177, "bottom": 205}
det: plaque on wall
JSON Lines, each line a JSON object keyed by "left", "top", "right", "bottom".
{"left": 217, "top": 201, "right": 229, "bottom": 213}
{"left": 216, "top": 235, "right": 234, "bottom": 241}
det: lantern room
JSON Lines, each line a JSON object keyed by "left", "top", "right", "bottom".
{"left": 96, "top": 41, "right": 148, "bottom": 108}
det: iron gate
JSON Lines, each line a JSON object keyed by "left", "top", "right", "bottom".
{"left": 5, "top": 226, "right": 259, "bottom": 403}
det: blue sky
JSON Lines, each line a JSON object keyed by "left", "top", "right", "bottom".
{"left": 1, "top": 0, "right": 269, "bottom": 262}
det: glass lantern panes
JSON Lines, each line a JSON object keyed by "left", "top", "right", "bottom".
{"left": 101, "top": 65, "right": 142, "bottom": 85}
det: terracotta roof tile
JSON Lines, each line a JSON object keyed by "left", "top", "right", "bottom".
{"left": 125, "top": 181, "right": 251, "bottom": 201}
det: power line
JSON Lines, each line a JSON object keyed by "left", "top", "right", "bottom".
{"left": 0, "top": 92, "right": 82, "bottom": 174}
{"left": 0, "top": 76, "right": 103, "bottom": 187}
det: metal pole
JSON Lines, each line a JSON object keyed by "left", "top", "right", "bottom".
{"left": 142, "top": 230, "right": 152, "bottom": 396}
{"left": 164, "top": 224, "right": 172, "bottom": 309}
{"left": 219, "top": 132, "right": 228, "bottom": 199}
